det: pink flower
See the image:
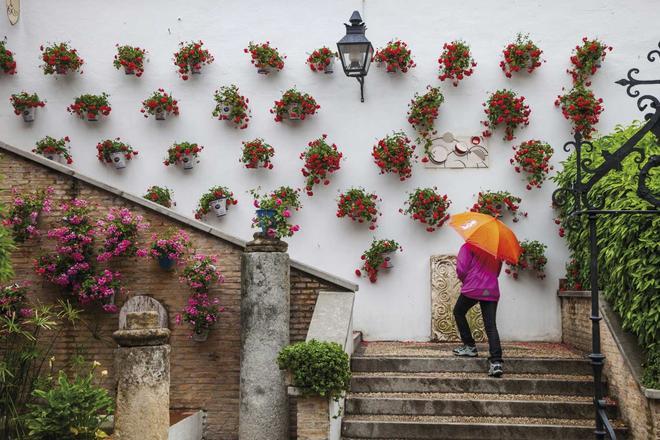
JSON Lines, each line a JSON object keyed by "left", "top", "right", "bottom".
{"left": 282, "top": 209, "right": 291, "bottom": 218}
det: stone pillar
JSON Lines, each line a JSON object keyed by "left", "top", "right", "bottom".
{"left": 240, "top": 234, "right": 290, "bottom": 440}
{"left": 112, "top": 311, "right": 171, "bottom": 440}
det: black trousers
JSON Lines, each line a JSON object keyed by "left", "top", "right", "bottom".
{"left": 453, "top": 294, "right": 503, "bottom": 363}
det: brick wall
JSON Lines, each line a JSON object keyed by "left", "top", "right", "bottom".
{"left": 559, "top": 292, "right": 658, "bottom": 439}
{"left": 0, "top": 151, "right": 351, "bottom": 440}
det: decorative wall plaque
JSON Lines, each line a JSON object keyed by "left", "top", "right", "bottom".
{"left": 424, "top": 132, "right": 488, "bottom": 168}
{"left": 6, "top": 0, "right": 19, "bottom": 25}
{"left": 430, "top": 255, "right": 486, "bottom": 342}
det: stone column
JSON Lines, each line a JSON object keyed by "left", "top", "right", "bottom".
{"left": 240, "top": 234, "right": 290, "bottom": 440}
{"left": 112, "top": 311, "right": 171, "bottom": 440}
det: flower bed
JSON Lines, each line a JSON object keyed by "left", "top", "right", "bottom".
{"left": 68, "top": 93, "right": 111, "bottom": 121}
{"left": 355, "top": 238, "right": 401, "bottom": 283}
{"left": 470, "top": 190, "right": 526, "bottom": 222}
{"left": 372, "top": 132, "right": 416, "bottom": 181}
{"left": 144, "top": 185, "right": 174, "bottom": 208}
{"left": 141, "top": 89, "right": 179, "bottom": 119}
{"left": 401, "top": 187, "right": 451, "bottom": 232}
{"left": 32, "top": 136, "right": 73, "bottom": 164}
{"left": 374, "top": 39, "right": 415, "bottom": 73}
{"left": 245, "top": 41, "right": 285, "bottom": 74}
{"left": 114, "top": 44, "right": 147, "bottom": 76}
{"left": 438, "top": 40, "right": 476, "bottom": 86}
{"left": 96, "top": 138, "right": 138, "bottom": 168}
{"left": 240, "top": 138, "right": 274, "bottom": 170}
{"left": 95, "top": 207, "right": 149, "bottom": 262}
{"left": 40, "top": 42, "right": 84, "bottom": 75}
{"left": 212, "top": 85, "right": 250, "bottom": 128}
{"left": 306, "top": 46, "right": 336, "bottom": 73}
{"left": 555, "top": 86, "right": 603, "bottom": 139}
{"left": 481, "top": 89, "right": 530, "bottom": 141}
{"left": 505, "top": 240, "right": 547, "bottom": 280}
{"left": 2, "top": 187, "right": 53, "bottom": 243}
{"left": 180, "top": 254, "right": 223, "bottom": 293}
{"left": 336, "top": 188, "right": 380, "bottom": 230}
{"left": 250, "top": 186, "right": 302, "bottom": 239}
{"left": 174, "top": 40, "right": 214, "bottom": 79}
{"left": 568, "top": 37, "right": 612, "bottom": 85}
{"left": 10, "top": 92, "right": 45, "bottom": 122}
{"left": 300, "top": 134, "right": 342, "bottom": 196}
{"left": 0, "top": 40, "right": 17, "bottom": 74}
{"left": 271, "top": 88, "right": 319, "bottom": 122}
{"left": 510, "top": 140, "right": 553, "bottom": 190}
{"left": 408, "top": 86, "right": 444, "bottom": 136}
{"left": 500, "top": 33, "right": 543, "bottom": 78}
{"left": 164, "top": 142, "right": 203, "bottom": 168}
{"left": 194, "top": 186, "right": 237, "bottom": 220}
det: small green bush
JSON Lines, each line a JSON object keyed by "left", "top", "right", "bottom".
{"left": 277, "top": 339, "right": 351, "bottom": 400}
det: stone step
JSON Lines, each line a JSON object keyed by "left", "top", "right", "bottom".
{"left": 345, "top": 392, "right": 619, "bottom": 419}
{"left": 350, "top": 372, "right": 605, "bottom": 396}
{"left": 341, "top": 415, "right": 628, "bottom": 440}
{"left": 351, "top": 356, "right": 592, "bottom": 375}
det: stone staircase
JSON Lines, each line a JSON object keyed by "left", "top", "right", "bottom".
{"left": 342, "top": 341, "right": 628, "bottom": 440}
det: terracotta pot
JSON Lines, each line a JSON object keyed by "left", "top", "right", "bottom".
{"left": 110, "top": 152, "right": 127, "bottom": 169}
{"left": 22, "top": 107, "right": 36, "bottom": 122}
{"left": 212, "top": 198, "right": 227, "bottom": 217}
{"left": 181, "top": 154, "right": 195, "bottom": 170}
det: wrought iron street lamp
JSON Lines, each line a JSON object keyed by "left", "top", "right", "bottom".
{"left": 337, "top": 10, "right": 373, "bottom": 102}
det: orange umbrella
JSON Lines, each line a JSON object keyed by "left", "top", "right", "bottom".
{"left": 449, "top": 212, "right": 522, "bottom": 264}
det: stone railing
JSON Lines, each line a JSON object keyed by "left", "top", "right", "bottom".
{"left": 288, "top": 291, "right": 356, "bottom": 440}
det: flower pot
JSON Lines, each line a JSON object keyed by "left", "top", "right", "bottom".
{"left": 212, "top": 198, "right": 227, "bottom": 217}
{"left": 157, "top": 255, "right": 176, "bottom": 271}
{"left": 124, "top": 66, "right": 135, "bottom": 75}
{"left": 56, "top": 66, "right": 67, "bottom": 75}
{"left": 87, "top": 114, "right": 98, "bottom": 122}
{"left": 192, "top": 328, "right": 209, "bottom": 342}
{"left": 257, "top": 65, "right": 272, "bottom": 75}
{"left": 22, "top": 107, "right": 36, "bottom": 122}
{"left": 256, "top": 209, "right": 277, "bottom": 234}
{"left": 110, "top": 152, "right": 127, "bottom": 169}
{"left": 287, "top": 105, "right": 301, "bottom": 120}
{"left": 218, "top": 103, "right": 232, "bottom": 120}
{"left": 155, "top": 109, "right": 167, "bottom": 121}
{"left": 181, "top": 154, "right": 195, "bottom": 170}
{"left": 191, "top": 64, "right": 202, "bottom": 74}
{"left": 44, "top": 153, "right": 61, "bottom": 163}
{"left": 324, "top": 58, "right": 335, "bottom": 74}
{"left": 382, "top": 252, "right": 395, "bottom": 269}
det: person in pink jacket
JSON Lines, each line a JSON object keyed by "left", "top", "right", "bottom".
{"left": 452, "top": 242, "right": 504, "bottom": 377}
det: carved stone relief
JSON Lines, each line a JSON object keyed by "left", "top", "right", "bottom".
{"left": 118, "top": 295, "right": 168, "bottom": 330}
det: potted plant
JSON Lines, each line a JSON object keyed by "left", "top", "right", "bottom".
{"left": 180, "top": 254, "right": 224, "bottom": 293}
{"left": 32, "top": 136, "right": 73, "bottom": 164}
{"left": 96, "top": 138, "right": 138, "bottom": 169}
{"left": 194, "top": 186, "right": 238, "bottom": 219}
{"left": 174, "top": 40, "right": 214, "bottom": 79}
{"left": 373, "top": 39, "right": 416, "bottom": 73}
{"left": 250, "top": 187, "right": 302, "bottom": 239}
{"left": 306, "top": 46, "right": 337, "bottom": 73}
{"left": 271, "top": 88, "right": 320, "bottom": 122}
{"left": 10, "top": 92, "right": 46, "bottom": 122}
{"left": 372, "top": 131, "right": 416, "bottom": 181}
{"left": 481, "top": 89, "right": 531, "bottom": 141}
{"left": 245, "top": 41, "right": 285, "bottom": 74}
{"left": 500, "top": 33, "right": 544, "bottom": 78}
{"left": 470, "top": 190, "right": 527, "bottom": 223}
{"left": 0, "top": 39, "right": 16, "bottom": 75}
{"left": 407, "top": 86, "right": 444, "bottom": 137}
{"left": 355, "top": 238, "right": 402, "bottom": 283}
{"left": 438, "top": 40, "right": 476, "bottom": 86}
{"left": 505, "top": 240, "right": 547, "bottom": 280}
{"left": 240, "top": 138, "right": 275, "bottom": 170}
{"left": 555, "top": 86, "right": 603, "bottom": 139}
{"left": 400, "top": 187, "right": 451, "bottom": 232}
{"left": 164, "top": 142, "right": 203, "bottom": 170}
{"left": 300, "top": 135, "right": 343, "bottom": 196}
{"left": 141, "top": 89, "right": 179, "bottom": 120}
{"left": 39, "top": 42, "right": 84, "bottom": 75}
{"left": 77, "top": 269, "right": 123, "bottom": 313}
{"left": 336, "top": 188, "right": 380, "bottom": 230}
{"left": 67, "top": 93, "right": 111, "bottom": 121}
{"left": 2, "top": 186, "right": 53, "bottom": 243}
{"left": 95, "top": 207, "right": 149, "bottom": 263}
{"left": 148, "top": 229, "right": 191, "bottom": 270}
{"left": 176, "top": 292, "right": 223, "bottom": 341}
{"left": 144, "top": 185, "right": 175, "bottom": 208}
{"left": 568, "top": 37, "right": 613, "bottom": 85}
{"left": 212, "top": 85, "right": 250, "bottom": 129}
{"left": 510, "top": 140, "right": 554, "bottom": 190}
{"left": 113, "top": 44, "right": 147, "bottom": 76}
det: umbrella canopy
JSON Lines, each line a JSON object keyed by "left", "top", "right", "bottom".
{"left": 449, "top": 212, "right": 522, "bottom": 264}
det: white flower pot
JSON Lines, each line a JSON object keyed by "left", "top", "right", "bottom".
{"left": 124, "top": 66, "right": 135, "bottom": 75}
{"left": 324, "top": 58, "right": 335, "bottom": 74}
{"left": 87, "top": 113, "right": 98, "bottom": 122}
{"left": 212, "top": 198, "right": 227, "bottom": 217}
{"left": 44, "top": 153, "right": 61, "bottom": 163}
{"left": 287, "top": 105, "right": 301, "bottom": 120}
{"left": 155, "top": 109, "right": 167, "bottom": 121}
{"left": 218, "top": 103, "right": 231, "bottom": 119}
{"left": 181, "top": 154, "right": 195, "bottom": 170}
{"left": 191, "top": 64, "right": 202, "bottom": 74}
{"left": 110, "top": 152, "right": 127, "bottom": 169}
{"left": 257, "top": 65, "right": 272, "bottom": 75}
{"left": 192, "top": 328, "right": 209, "bottom": 342}
{"left": 22, "top": 107, "right": 36, "bottom": 122}
{"left": 382, "top": 252, "right": 395, "bottom": 269}
{"left": 56, "top": 66, "right": 67, "bottom": 75}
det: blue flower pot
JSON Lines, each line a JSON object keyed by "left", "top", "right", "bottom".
{"left": 256, "top": 209, "right": 277, "bottom": 234}
{"left": 158, "top": 255, "right": 176, "bottom": 271}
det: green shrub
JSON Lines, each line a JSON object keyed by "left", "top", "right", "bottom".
{"left": 277, "top": 339, "right": 351, "bottom": 400}
{"left": 552, "top": 121, "right": 659, "bottom": 387}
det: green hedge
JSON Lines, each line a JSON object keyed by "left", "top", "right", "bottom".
{"left": 552, "top": 122, "right": 660, "bottom": 388}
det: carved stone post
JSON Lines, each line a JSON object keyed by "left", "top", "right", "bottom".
{"left": 112, "top": 311, "right": 171, "bottom": 440}
{"left": 240, "top": 234, "right": 290, "bottom": 440}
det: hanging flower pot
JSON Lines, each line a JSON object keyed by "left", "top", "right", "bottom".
{"left": 271, "top": 88, "right": 319, "bottom": 122}
{"left": 192, "top": 328, "right": 210, "bottom": 342}
{"left": 194, "top": 186, "right": 237, "bottom": 220}
{"left": 181, "top": 154, "right": 195, "bottom": 170}
{"left": 97, "top": 138, "right": 138, "bottom": 169}
{"left": 87, "top": 113, "right": 98, "bottom": 122}
{"left": 40, "top": 42, "right": 84, "bottom": 76}
{"left": 114, "top": 44, "right": 147, "bottom": 77}
{"left": 324, "top": 58, "right": 335, "bottom": 74}
{"left": 11, "top": 92, "right": 46, "bottom": 123}
{"left": 142, "top": 89, "right": 179, "bottom": 120}
{"left": 246, "top": 41, "right": 285, "bottom": 74}
{"left": 155, "top": 109, "right": 167, "bottom": 120}
{"left": 287, "top": 105, "right": 301, "bottom": 120}
{"left": 212, "top": 85, "right": 250, "bottom": 129}
{"left": 68, "top": 93, "right": 112, "bottom": 122}
{"left": 164, "top": 142, "right": 203, "bottom": 170}
{"left": 44, "top": 153, "right": 61, "bottom": 162}
{"left": 124, "top": 67, "right": 135, "bottom": 75}
{"left": 56, "top": 66, "right": 68, "bottom": 75}
{"left": 240, "top": 139, "right": 275, "bottom": 170}
{"left": 158, "top": 255, "right": 176, "bottom": 271}
{"left": 191, "top": 64, "right": 202, "bottom": 74}
{"left": 110, "top": 152, "right": 127, "bottom": 169}
{"left": 256, "top": 208, "right": 277, "bottom": 234}
{"left": 382, "top": 253, "right": 395, "bottom": 269}
{"left": 306, "top": 47, "right": 337, "bottom": 74}
{"left": 356, "top": 239, "right": 402, "bottom": 283}
{"left": 212, "top": 198, "right": 227, "bottom": 217}
{"left": 22, "top": 107, "right": 36, "bottom": 122}
{"left": 32, "top": 136, "right": 73, "bottom": 165}
{"left": 174, "top": 41, "right": 214, "bottom": 80}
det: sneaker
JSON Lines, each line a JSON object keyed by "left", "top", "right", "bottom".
{"left": 453, "top": 345, "right": 478, "bottom": 357}
{"left": 488, "top": 362, "right": 503, "bottom": 377}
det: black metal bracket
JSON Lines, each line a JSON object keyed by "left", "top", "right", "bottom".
{"left": 356, "top": 75, "right": 365, "bottom": 102}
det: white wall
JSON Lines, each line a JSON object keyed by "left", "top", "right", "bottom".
{"left": 0, "top": 0, "right": 653, "bottom": 341}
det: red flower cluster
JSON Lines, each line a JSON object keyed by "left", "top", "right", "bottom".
{"left": 510, "top": 140, "right": 554, "bottom": 190}
{"left": 482, "top": 89, "right": 530, "bottom": 141}
{"left": 164, "top": 142, "right": 203, "bottom": 166}
{"left": 10, "top": 92, "right": 45, "bottom": 115}
{"left": 568, "top": 37, "right": 612, "bottom": 85}
{"left": 337, "top": 188, "right": 380, "bottom": 230}
{"left": 174, "top": 40, "right": 214, "bottom": 80}
{"left": 407, "top": 86, "right": 444, "bottom": 136}
{"left": 67, "top": 93, "right": 111, "bottom": 120}
{"left": 271, "top": 88, "right": 319, "bottom": 122}
{"left": 355, "top": 239, "right": 401, "bottom": 283}
{"left": 400, "top": 187, "right": 451, "bottom": 232}
{"left": 470, "top": 191, "right": 527, "bottom": 223}
{"left": 40, "top": 42, "right": 84, "bottom": 75}
{"left": 555, "top": 86, "right": 603, "bottom": 139}
{"left": 306, "top": 46, "right": 336, "bottom": 72}
{"left": 438, "top": 40, "right": 476, "bottom": 86}
{"left": 141, "top": 89, "right": 179, "bottom": 118}
{"left": 372, "top": 132, "right": 416, "bottom": 181}
{"left": 0, "top": 41, "right": 17, "bottom": 74}
{"left": 500, "top": 33, "right": 543, "bottom": 78}
{"left": 505, "top": 240, "right": 547, "bottom": 280}
{"left": 245, "top": 41, "right": 285, "bottom": 73}
{"left": 113, "top": 44, "right": 147, "bottom": 76}
{"left": 96, "top": 138, "right": 138, "bottom": 164}
{"left": 374, "top": 39, "right": 416, "bottom": 73}
{"left": 240, "top": 138, "right": 275, "bottom": 170}
{"left": 300, "top": 134, "right": 343, "bottom": 196}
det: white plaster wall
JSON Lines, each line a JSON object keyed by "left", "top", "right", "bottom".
{"left": 0, "top": 0, "right": 654, "bottom": 341}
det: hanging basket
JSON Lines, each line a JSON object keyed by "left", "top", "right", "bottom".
{"left": 192, "top": 328, "right": 210, "bottom": 342}
{"left": 181, "top": 154, "right": 195, "bottom": 170}
{"left": 22, "top": 108, "right": 36, "bottom": 122}
{"left": 381, "top": 252, "right": 395, "bottom": 269}
{"left": 212, "top": 198, "right": 227, "bottom": 217}
{"left": 155, "top": 109, "right": 168, "bottom": 121}
{"left": 110, "top": 152, "right": 127, "bottom": 169}
{"left": 323, "top": 58, "right": 335, "bottom": 74}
